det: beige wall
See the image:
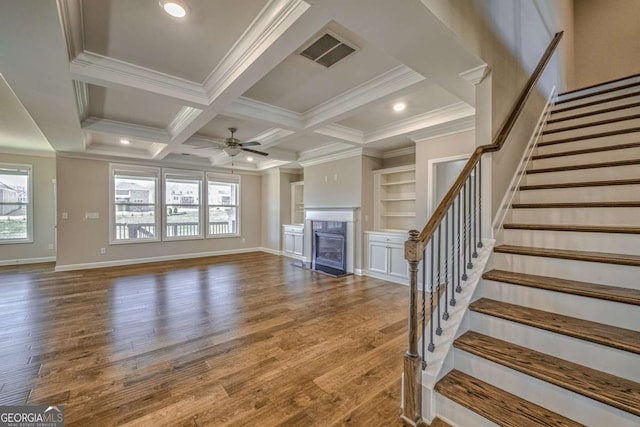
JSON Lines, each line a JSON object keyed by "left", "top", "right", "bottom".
{"left": 0, "top": 153, "right": 56, "bottom": 262}
{"left": 304, "top": 156, "right": 363, "bottom": 208}
{"left": 574, "top": 0, "right": 640, "bottom": 88}
{"left": 55, "top": 156, "right": 261, "bottom": 268}
{"left": 260, "top": 171, "right": 280, "bottom": 252}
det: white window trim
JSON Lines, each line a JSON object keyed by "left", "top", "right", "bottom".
{"left": 109, "top": 164, "right": 161, "bottom": 245}
{"left": 206, "top": 172, "right": 241, "bottom": 238}
{"left": 162, "top": 169, "right": 205, "bottom": 241}
{"left": 0, "top": 163, "right": 33, "bottom": 244}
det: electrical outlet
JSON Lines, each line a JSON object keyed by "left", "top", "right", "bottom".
{"left": 241, "top": 238, "right": 246, "bottom": 243}
{"left": 61, "top": 212, "right": 68, "bottom": 219}
{"left": 334, "top": 174, "right": 338, "bottom": 181}
{"left": 100, "top": 248, "right": 106, "bottom": 255}
{"left": 48, "top": 243, "right": 54, "bottom": 250}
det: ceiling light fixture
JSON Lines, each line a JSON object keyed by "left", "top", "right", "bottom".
{"left": 119, "top": 139, "right": 130, "bottom": 145}
{"left": 224, "top": 147, "right": 241, "bottom": 157}
{"left": 160, "top": 1, "right": 189, "bottom": 18}
{"left": 246, "top": 156, "right": 254, "bottom": 162}
{"left": 393, "top": 102, "right": 406, "bottom": 112}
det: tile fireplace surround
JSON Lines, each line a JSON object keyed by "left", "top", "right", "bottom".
{"left": 304, "top": 208, "right": 357, "bottom": 274}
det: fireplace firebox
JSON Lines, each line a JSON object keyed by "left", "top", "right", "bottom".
{"left": 312, "top": 221, "right": 347, "bottom": 276}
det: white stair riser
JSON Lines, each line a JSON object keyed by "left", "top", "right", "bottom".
{"left": 455, "top": 350, "right": 640, "bottom": 427}
{"left": 541, "top": 118, "right": 640, "bottom": 143}
{"left": 536, "top": 131, "right": 640, "bottom": 155}
{"left": 556, "top": 76, "right": 640, "bottom": 103}
{"left": 545, "top": 105, "right": 640, "bottom": 131}
{"left": 551, "top": 94, "right": 640, "bottom": 120}
{"left": 525, "top": 164, "right": 640, "bottom": 185}
{"left": 552, "top": 85, "right": 640, "bottom": 110}
{"left": 469, "top": 311, "right": 640, "bottom": 381}
{"left": 478, "top": 280, "right": 640, "bottom": 331}
{"left": 518, "top": 185, "right": 640, "bottom": 203}
{"left": 491, "top": 252, "right": 639, "bottom": 289}
{"left": 434, "top": 392, "right": 499, "bottom": 427}
{"left": 511, "top": 207, "right": 640, "bottom": 226}
{"left": 502, "top": 229, "right": 640, "bottom": 256}
{"left": 531, "top": 146, "right": 640, "bottom": 169}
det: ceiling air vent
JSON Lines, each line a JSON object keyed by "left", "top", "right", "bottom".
{"left": 300, "top": 33, "right": 357, "bottom": 68}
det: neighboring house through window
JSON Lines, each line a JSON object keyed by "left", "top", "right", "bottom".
{"left": 163, "top": 169, "right": 203, "bottom": 240}
{"left": 207, "top": 173, "right": 240, "bottom": 237}
{"left": 0, "top": 163, "right": 32, "bottom": 243}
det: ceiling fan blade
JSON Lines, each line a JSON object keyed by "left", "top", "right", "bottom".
{"left": 241, "top": 147, "right": 269, "bottom": 156}
{"left": 239, "top": 141, "right": 260, "bottom": 147}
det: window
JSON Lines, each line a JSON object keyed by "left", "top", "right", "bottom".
{"left": 207, "top": 173, "right": 240, "bottom": 237}
{"left": 163, "top": 170, "right": 203, "bottom": 240}
{"left": 110, "top": 165, "right": 160, "bottom": 243}
{"left": 0, "top": 163, "right": 32, "bottom": 243}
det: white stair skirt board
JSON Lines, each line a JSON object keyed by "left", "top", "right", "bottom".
{"left": 556, "top": 75, "right": 640, "bottom": 103}
{"left": 541, "top": 118, "right": 640, "bottom": 142}
{"left": 545, "top": 105, "right": 640, "bottom": 131}
{"left": 511, "top": 206, "right": 640, "bottom": 227}
{"left": 502, "top": 229, "right": 640, "bottom": 256}
{"left": 434, "top": 392, "right": 500, "bottom": 427}
{"left": 524, "top": 164, "right": 640, "bottom": 185}
{"left": 478, "top": 279, "right": 640, "bottom": 331}
{"left": 420, "top": 240, "right": 495, "bottom": 386}
{"left": 469, "top": 311, "right": 640, "bottom": 382}
{"left": 531, "top": 146, "right": 640, "bottom": 169}
{"left": 492, "top": 252, "right": 639, "bottom": 290}
{"left": 454, "top": 349, "right": 640, "bottom": 427}
{"left": 552, "top": 85, "right": 640, "bottom": 111}
{"left": 536, "top": 131, "right": 640, "bottom": 154}
{"left": 517, "top": 185, "right": 640, "bottom": 203}
{"left": 551, "top": 94, "right": 640, "bottom": 120}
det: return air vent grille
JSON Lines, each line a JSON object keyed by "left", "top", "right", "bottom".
{"left": 300, "top": 33, "right": 357, "bottom": 68}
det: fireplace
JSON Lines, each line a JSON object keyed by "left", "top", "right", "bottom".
{"left": 312, "top": 221, "right": 347, "bottom": 275}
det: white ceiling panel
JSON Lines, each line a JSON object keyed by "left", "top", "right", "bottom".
{"left": 196, "top": 115, "right": 273, "bottom": 141}
{"left": 277, "top": 133, "right": 340, "bottom": 152}
{"left": 82, "top": 0, "right": 270, "bottom": 82}
{"left": 88, "top": 84, "right": 183, "bottom": 129}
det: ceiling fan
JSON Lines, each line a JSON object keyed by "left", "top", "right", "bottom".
{"left": 195, "top": 127, "right": 268, "bottom": 157}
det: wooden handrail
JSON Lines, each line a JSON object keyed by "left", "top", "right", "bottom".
{"left": 417, "top": 31, "right": 563, "bottom": 244}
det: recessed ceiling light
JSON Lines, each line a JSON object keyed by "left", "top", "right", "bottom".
{"left": 393, "top": 102, "right": 406, "bottom": 112}
{"left": 119, "top": 139, "right": 130, "bottom": 145}
{"left": 246, "top": 156, "right": 254, "bottom": 162}
{"left": 160, "top": 1, "right": 189, "bottom": 18}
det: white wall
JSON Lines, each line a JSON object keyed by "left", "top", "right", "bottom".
{"left": 261, "top": 171, "right": 281, "bottom": 252}
{"left": 0, "top": 152, "right": 56, "bottom": 263}
{"left": 304, "top": 156, "right": 363, "bottom": 208}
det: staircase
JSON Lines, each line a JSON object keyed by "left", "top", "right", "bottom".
{"left": 435, "top": 74, "right": 640, "bottom": 426}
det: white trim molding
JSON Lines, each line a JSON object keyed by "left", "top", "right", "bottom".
{"left": 408, "top": 116, "right": 475, "bottom": 143}
{"left": 0, "top": 256, "right": 56, "bottom": 267}
{"left": 459, "top": 64, "right": 490, "bottom": 85}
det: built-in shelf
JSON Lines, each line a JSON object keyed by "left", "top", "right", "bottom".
{"left": 373, "top": 165, "right": 416, "bottom": 232}
{"left": 291, "top": 181, "right": 304, "bottom": 225}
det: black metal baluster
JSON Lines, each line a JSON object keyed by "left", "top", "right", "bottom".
{"left": 467, "top": 176, "right": 474, "bottom": 269}
{"left": 456, "top": 192, "right": 462, "bottom": 292}
{"left": 478, "top": 158, "right": 483, "bottom": 249}
{"left": 428, "top": 238, "right": 435, "bottom": 352}
{"left": 421, "top": 248, "right": 427, "bottom": 368}
{"left": 436, "top": 226, "right": 442, "bottom": 336}
{"left": 462, "top": 182, "right": 468, "bottom": 281}
{"left": 443, "top": 211, "right": 449, "bottom": 321}
{"left": 451, "top": 196, "right": 458, "bottom": 303}
{"left": 472, "top": 165, "right": 479, "bottom": 259}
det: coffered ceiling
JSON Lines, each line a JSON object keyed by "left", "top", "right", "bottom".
{"left": 0, "top": 0, "right": 485, "bottom": 171}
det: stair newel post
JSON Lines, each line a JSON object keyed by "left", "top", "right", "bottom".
{"left": 455, "top": 192, "right": 462, "bottom": 293}
{"left": 428, "top": 238, "right": 435, "bottom": 352}
{"left": 443, "top": 211, "right": 450, "bottom": 320}
{"left": 477, "top": 158, "right": 483, "bottom": 249}
{"left": 436, "top": 226, "right": 443, "bottom": 336}
{"left": 402, "top": 230, "right": 424, "bottom": 425}
{"left": 462, "top": 182, "right": 468, "bottom": 281}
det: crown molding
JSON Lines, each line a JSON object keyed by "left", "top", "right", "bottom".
{"left": 302, "top": 65, "right": 425, "bottom": 129}
{"left": 248, "top": 127, "right": 296, "bottom": 148}
{"left": 56, "top": 0, "right": 84, "bottom": 61}
{"left": 381, "top": 145, "right": 415, "bottom": 159}
{"left": 82, "top": 117, "right": 171, "bottom": 144}
{"left": 72, "top": 80, "right": 89, "bottom": 121}
{"left": 298, "top": 147, "right": 379, "bottom": 168}
{"left": 297, "top": 142, "right": 346, "bottom": 161}
{"left": 168, "top": 106, "right": 203, "bottom": 138}
{"left": 202, "top": 0, "right": 311, "bottom": 101}
{"left": 459, "top": 64, "right": 490, "bottom": 85}
{"left": 365, "top": 102, "right": 475, "bottom": 143}
{"left": 313, "top": 124, "right": 364, "bottom": 145}
{"left": 225, "top": 97, "right": 302, "bottom": 130}
{"left": 408, "top": 116, "right": 475, "bottom": 143}
{"left": 70, "top": 51, "right": 209, "bottom": 106}
{"left": 0, "top": 147, "right": 56, "bottom": 158}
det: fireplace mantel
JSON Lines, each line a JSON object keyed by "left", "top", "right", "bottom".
{"left": 303, "top": 207, "right": 358, "bottom": 274}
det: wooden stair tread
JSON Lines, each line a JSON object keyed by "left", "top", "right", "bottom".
{"left": 503, "top": 223, "right": 640, "bottom": 234}
{"left": 435, "top": 369, "right": 582, "bottom": 427}
{"left": 519, "top": 178, "right": 640, "bottom": 190}
{"left": 531, "top": 141, "right": 640, "bottom": 160}
{"left": 494, "top": 244, "right": 640, "bottom": 267}
{"left": 552, "top": 91, "right": 640, "bottom": 114}
{"left": 558, "top": 72, "right": 640, "bottom": 97}
{"left": 469, "top": 298, "right": 640, "bottom": 354}
{"left": 555, "top": 81, "right": 640, "bottom": 105}
{"left": 538, "top": 127, "right": 640, "bottom": 146}
{"left": 542, "top": 113, "right": 640, "bottom": 135}
{"left": 513, "top": 201, "right": 640, "bottom": 208}
{"left": 547, "top": 101, "right": 640, "bottom": 124}
{"left": 527, "top": 158, "right": 640, "bottom": 174}
{"left": 483, "top": 269, "right": 640, "bottom": 306}
{"left": 455, "top": 331, "right": 640, "bottom": 417}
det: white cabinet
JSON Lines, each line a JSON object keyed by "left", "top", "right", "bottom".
{"left": 373, "top": 165, "right": 416, "bottom": 232}
{"left": 291, "top": 181, "right": 304, "bottom": 225}
{"left": 283, "top": 225, "right": 304, "bottom": 259}
{"left": 364, "top": 232, "right": 409, "bottom": 285}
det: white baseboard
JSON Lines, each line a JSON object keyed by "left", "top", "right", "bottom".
{"left": 363, "top": 270, "right": 409, "bottom": 286}
{"left": 54, "top": 248, "right": 264, "bottom": 272}
{"left": 259, "top": 247, "right": 283, "bottom": 256}
{"left": 0, "top": 256, "right": 56, "bottom": 266}
{"left": 354, "top": 268, "right": 363, "bottom": 276}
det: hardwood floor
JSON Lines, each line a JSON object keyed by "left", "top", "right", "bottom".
{"left": 0, "top": 252, "right": 422, "bottom": 426}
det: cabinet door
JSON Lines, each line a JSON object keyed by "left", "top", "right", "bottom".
{"left": 388, "top": 243, "right": 409, "bottom": 280}
{"left": 284, "top": 233, "right": 294, "bottom": 254}
{"left": 293, "top": 233, "right": 304, "bottom": 256}
{"left": 368, "top": 242, "right": 389, "bottom": 274}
